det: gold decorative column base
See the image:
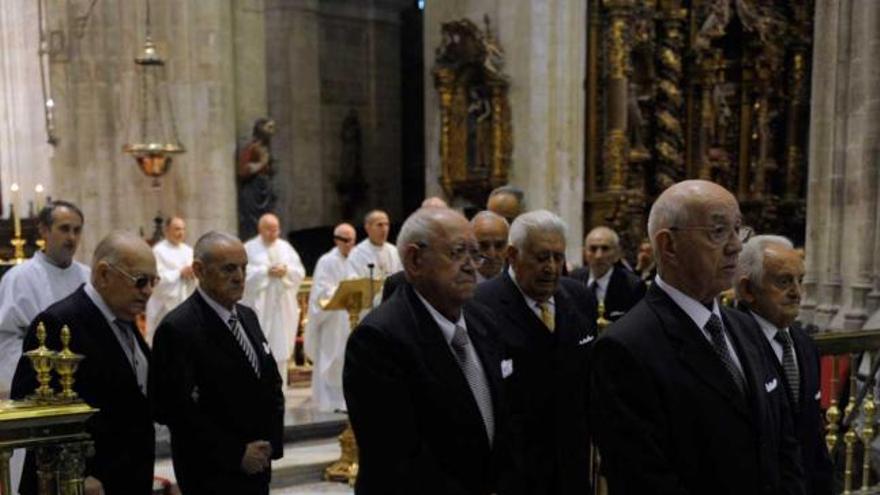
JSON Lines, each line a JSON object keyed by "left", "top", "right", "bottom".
{"left": 323, "top": 422, "right": 359, "bottom": 485}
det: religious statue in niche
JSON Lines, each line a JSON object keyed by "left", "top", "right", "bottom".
{"left": 237, "top": 117, "right": 278, "bottom": 240}
{"left": 336, "top": 109, "right": 368, "bottom": 221}
{"left": 433, "top": 15, "right": 512, "bottom": 205}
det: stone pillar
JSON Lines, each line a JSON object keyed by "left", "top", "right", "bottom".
{"left": 424, "top": 0, "right": 587, "bottom": 262}
{"left": 805, "top": 0, "right": 880, "bottom": 332}
{"left": 45, "top": 0, "right": 241, "bottom": 256}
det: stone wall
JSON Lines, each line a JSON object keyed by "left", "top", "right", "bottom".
{"left": 423, "top": 0, "right": 587, "bottom": 262}
{"left": 802, "top": 0, "right": 880, "bottom": 332}
{"left": 265, "top": 0, "right": 406, "bottom": 230}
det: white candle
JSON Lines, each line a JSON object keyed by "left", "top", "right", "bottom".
{"left": 34, "top": 184, "right": 45, "bottom": 213}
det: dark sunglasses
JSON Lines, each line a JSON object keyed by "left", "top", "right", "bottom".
{"left": 108, "top": 263, "right": 159, "bottom": 289}
{"left": 334, "top": 235, "right": 354, "bottom": 243}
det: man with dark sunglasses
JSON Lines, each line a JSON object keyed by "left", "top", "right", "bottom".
{"left": 12, "top": 231, "right": 158, "bottom": 495}
{"left": 304, "top": 223, "right": 358, "bottom": 412}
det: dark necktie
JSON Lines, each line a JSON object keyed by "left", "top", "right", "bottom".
{"left": 774, "top": 328, "right": 800, "bottom": 407}
{"left": 228, "top": 314, "right": 260, "bottom": 377}
{"left": 451, "top": 325, "right": 495, "bottom": 445}
{"left": 115, "top": 319, "right": 148, "bottom": 394}
{"left": 704, "top": 314, "right": 746, "bottom": 396}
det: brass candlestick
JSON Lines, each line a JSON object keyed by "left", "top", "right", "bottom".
{"left": 596, "top": 300, "right": 611, "bottom": 332}
{"left": 10, "top": 237, "right": 26, "bottom": 264}
{"left": 53, "top": 326, "right": 84, "bottom": 402}
{"left": 25, "top": 322, "right": 56, "bottom": 402}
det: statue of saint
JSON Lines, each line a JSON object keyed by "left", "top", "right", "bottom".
{"left": 238, "top": 118, "right": 277, "bottom": 240}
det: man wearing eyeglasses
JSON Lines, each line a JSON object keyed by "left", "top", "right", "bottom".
{"left": 304, "top": 223, "right": 357, "bottom": 412}
{"left": 591, "top": 180, "right": 804, "bottom": 495}
{"left": 151, "top": 231, "right": 284, "bottom": 495}
{"left": 12, "top": 231, "right": 158, "bottom": 495}
{"left": 569, "top": 226, "right": 646, "bottom": 321}
{"left": 473, "top": 210, "right": 598, "bottom": 494}
{"left": 344, "top": 207, "right": 520, "bottom": 494}
{"left": 735, "top": 235, "right": 831, "bottom": 495}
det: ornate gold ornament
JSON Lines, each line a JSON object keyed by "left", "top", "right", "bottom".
{"left": 432, "top": 16, "right": 512, "bottom": 205}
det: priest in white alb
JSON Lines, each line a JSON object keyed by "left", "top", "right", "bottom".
{"left": 243, "top": 213, "right": 306, "bottom": 387}
{"left": 304, "top": 223, "right": 357, "bottom": 412}
{"left": 347, "top": 209, "right": 402, "bottom": 282}
{"left": 145, "top": 216, "right": 196, "bottom": 342}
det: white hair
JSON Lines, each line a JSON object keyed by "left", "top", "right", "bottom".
{"left": 734, "top": 234, "right": 794, "bottom": 299}
{"left": 396, "top": 208, "right": 465, "bottom": 259}
{"left": 194, "top": 231, "right": 241, "bottom": 263}
{"left": 508, "top": 210, "right": 567, "bottom": 251}
{"left": 646, "top": 194, "right": 692, "bottom": 254}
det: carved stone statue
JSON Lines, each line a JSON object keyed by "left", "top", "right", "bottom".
{"left": 336, "top": 109, "right": 367, "bottom": 220}
{"left": 237, "top": 118, "right": 277, "bottom": 240}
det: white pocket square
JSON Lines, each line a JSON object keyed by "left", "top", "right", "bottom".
{"left": 609, "top": 311, "right": 625, "bottom": 318}
{"left": 765, "top": 378, "right": 778, "bottom": 393}
{"left": 262, "top": 342, "right": 272, "bottom": 355}
{"left": 190, "top": 385, "right": 200, "bottom": 403}
{"left": 501, "top": 359, "right": 514, "bottom": 378}
{"left": 815, "top": 390, "right": 821, "bottom": 400}
{"left": 578, "top": 335, "right": 594, "bottom": 346}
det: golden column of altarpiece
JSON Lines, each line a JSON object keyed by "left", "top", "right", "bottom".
{"left": 586, "top": 0, "right": 813, "bottom": 256}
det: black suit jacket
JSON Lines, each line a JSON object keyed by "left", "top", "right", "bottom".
{"left": 591, "top": 284, "right": 805, "bottom": 495}
{"left": 11, "top": 286, "right": 155, "bottom": 495}
{"left": 150, "top": 291, "right": 285, "bottom": 495}
{"left": 344, "top": 284, "right": 518, "bottom": 495}
{"left": 569, "top": 265, "right": 646, "bottom": 321}
{"left": 740, "top": 306, "right": 833, "bottom": 495}
{"left": 381, "top": 270, "right": 407, "bottom": 303}
{"left": 473, "top": 273, "right": 597, "bottom": 494}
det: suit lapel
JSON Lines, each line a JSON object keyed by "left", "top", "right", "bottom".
{"left": 722, "top": 309, "right": 769, "bottom": 426}
{"left": 647, "top": 286, "right": 751, "bottom": 419}
{"left": 194, "top": 293, "right": 261, "bottom": 381}
{"left": 76, "top": 289, "right": 142, "bottom": 389}
{"left": 405, "top": 286, "right": 488, "bottom": 435}
{"left": 497, "top": 273, "right": 549, "bottom": 339}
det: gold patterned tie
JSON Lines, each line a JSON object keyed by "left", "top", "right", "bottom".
{"left": 539, "top": 302, "right": 555, "bottom": 332}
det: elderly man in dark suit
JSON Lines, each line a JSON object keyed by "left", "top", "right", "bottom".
{"left": 569, "top": 226, "right": 646, "bottom": 321}
{"left": 344, "top": 207, "right": 518, "bottom": 495}
{"left": 12, "top": 231, "right": 158, "bottom": 495}
{"left": 474, "top": 209, "right": 597, "bottom": 494}
{"left": 736, "top": 235, "right": 832, "bottom": 495}
{"left": 591, "top": 180, "right": 805, "bottom": 495}
{"left": 150, "top": 231, "right": 284, "bottom": 495}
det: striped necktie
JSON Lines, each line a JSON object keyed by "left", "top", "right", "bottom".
{"left": 451, "top": 325, "right": 495, "bottom": 446}
{"left": 704, "top": 314, "right": 746, "bottom": 396}
{"left": 775, "top": 328, "right": 800, "bottom": 407}
{"left": 228, "top": 314, "right": 260, "bottom": 377}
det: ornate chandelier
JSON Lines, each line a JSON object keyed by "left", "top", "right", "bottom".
{"left": 122, "top": 0, "right": 184, "bottom": 186}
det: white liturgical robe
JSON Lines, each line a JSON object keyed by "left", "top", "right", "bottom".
{"left": 243, "top": 237, "right": 306, "bottom": 385}
{"left": 347, "top": 239, "right": 401, "bottom": 279}
{"left": 0, "top": 251, "right": 90, "bottom": 396}
{"left": 304, "top": 247, "right": 355, "bottom": 412}
{"left": 145, "top": 239, "right": 196, "bottom": 342}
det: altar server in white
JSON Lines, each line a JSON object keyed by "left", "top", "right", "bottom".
{"left": 145, "top": 216, "right": 196, "bottom": 342}
{"left": 0, "top": 200, "right": 90, "bottom": 494}
{"left": 347, "top": 209, "right": 402, "bottom": 281}
{"left": 243, "top": 213, "right": 306, "bottom": 387}
{"left": 304, "top": 223, "right": 357, "bottom": 412}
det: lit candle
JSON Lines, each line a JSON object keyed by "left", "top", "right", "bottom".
{"left": 10, "top": 183, "right": 21, "bottom": 238}
{"left": 35, "top": 184, "right": 45, "bottom": 213}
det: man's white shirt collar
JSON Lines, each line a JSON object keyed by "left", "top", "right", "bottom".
{"left": 750, "top": 310, "right": 793, "bottom": 364}
{"left": 84, "top": 283, "right": 123, "bottom": 324}
{"left": 198, "top": 287, "right": 236, "bottom": 327}
{"left": 413, "top": 289, "right": 465, "bottom": 346}
{"left": 588, "top": 267, "right": 614, "bottom": 301}
{"left": 654, "top": 275, "right": 720, "bottom": 332}
{"left": 507, "top": 266, "right": 555, "bottom": 318}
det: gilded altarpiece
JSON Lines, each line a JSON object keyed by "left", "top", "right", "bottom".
{"left": 433, "top": 18, "right": 513, "bottom": 206}
{"left": 586, "top": 0, "right": 813, "bottom": 257}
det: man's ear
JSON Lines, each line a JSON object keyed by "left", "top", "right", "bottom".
{"left": 402, "top": 244, "right": 423, "bottom": 276}
{"left": 38, "top": 223, "right": 50, "bottom": 241}
{"left": 655, "top": 231, "right": 675, "bottom": 267}
{"left": 736, "top": 276, "right": 758, "bottom": 305}
{"left": 506, "top": 245, "right": 519, "bottom": 267}
{"left": 192, "top": 259, "right": 205, "bottom": 280}
{"left": 93, "top": 261, "right": 110, "bottom": 288}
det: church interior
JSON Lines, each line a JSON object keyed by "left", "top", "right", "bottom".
{"left": 0, "top": 0, "right": 878, "bottom": 494}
